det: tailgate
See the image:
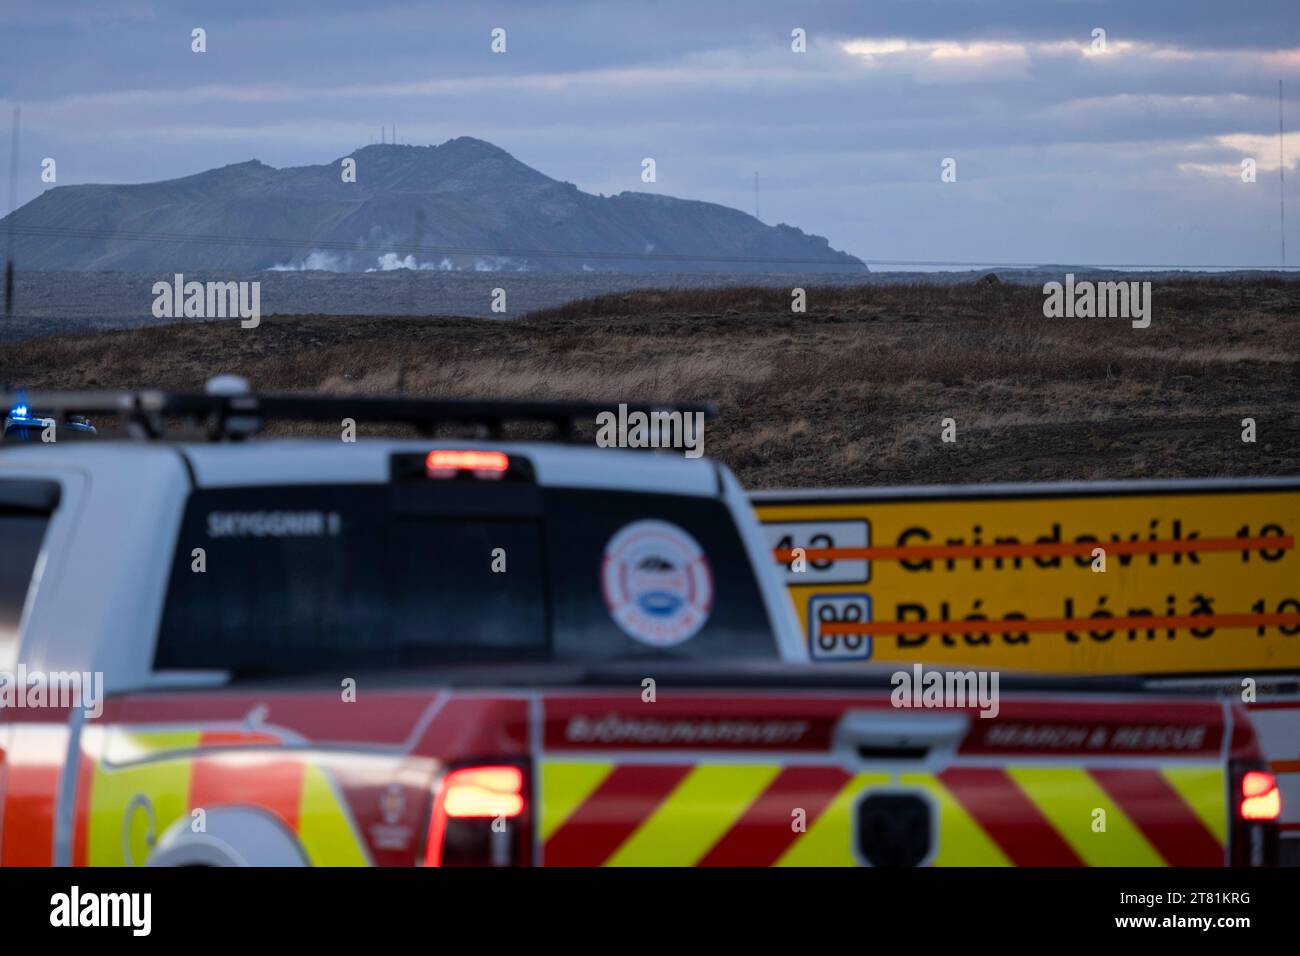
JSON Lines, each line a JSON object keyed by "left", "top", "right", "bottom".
{"left": 535, "top": 690, "right": 1237, "bottom": 866}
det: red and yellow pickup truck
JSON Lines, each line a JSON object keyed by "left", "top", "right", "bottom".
{"left": 2, "top": 667, "right": 1281, "bottom": 868}
{"left": 0, "top": 393, "right": 1283, "bottom": 867}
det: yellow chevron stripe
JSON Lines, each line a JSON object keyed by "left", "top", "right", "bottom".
{"left": 605, "top": 764, "right": 782, "bottom": 866}
{"left": 297, "top": 763, "right": 369, "bottom": 866}
{"left": 1162, "top": 767, "right": 1228, "bottom": 846}
{"left": 899, "top": 773, "right": 1013, "bottom": 867}
{"left": 775, "top": 773, "right": 892, "bottom": 866}
{"left": 540, "top": 762, "right": 615, "bottom": 843}
{"left": 1006, "top": 767, "right": 1164, "bottom": 867}
{"left": 90, "top": 728, "right": 370, "bottom": 867}
{"left": 103, "top": 728, "right": 203, "bottom": 765}
{"left": 88, "top": 731, "right": 201, "bottom": 866}
{"left": 538, "top": 761, "right": 1229, "bottom": 867}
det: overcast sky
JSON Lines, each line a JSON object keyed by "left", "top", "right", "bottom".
{"left": 1, "top": 0, "right": 1298, "bottom": 268}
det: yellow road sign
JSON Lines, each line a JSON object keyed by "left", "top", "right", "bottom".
{"left": 752, "top": 479, "right": 1300, "bottom": 675}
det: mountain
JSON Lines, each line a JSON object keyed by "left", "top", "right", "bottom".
{"left": 0, "top": 138, "right": 864, "bottom": 273}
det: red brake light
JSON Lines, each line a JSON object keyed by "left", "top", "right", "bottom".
{"left": 425, "top": 765, "right": 527, "bottom": 867}
{"left": 1240, "top": 770, "right": 1281, "bottom": 821}
{"left": 425, "top": 449, "right": 509, "bottom": 479}
{"left": 442, "top": 766, "right": 525, "bottom": 818}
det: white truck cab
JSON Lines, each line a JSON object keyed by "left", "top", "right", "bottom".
{"left": 1, "top": 391, "right": 804, "bottom": 696}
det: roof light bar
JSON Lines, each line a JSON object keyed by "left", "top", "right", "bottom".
{"left": 0, "top": 390, "right": 715, "bottom": 443}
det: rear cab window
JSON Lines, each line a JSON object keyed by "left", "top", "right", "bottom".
{"left": 154, "top": 469, "right": 776, "bottom": 677}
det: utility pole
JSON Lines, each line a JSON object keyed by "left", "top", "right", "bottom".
{"left": 5, "top": 106, "right": 19, "bottom": 317}
{"left": 1281, "top": 80, "right": 1287, "bottom": 266}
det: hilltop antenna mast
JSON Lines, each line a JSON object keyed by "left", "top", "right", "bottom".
{"left": 754, "top": 172, "right": 760, "bottom": 221}
{"left": 1281, "top": 80, "right": 1287, "bottom": 266}
{"left": 5, "top": 106, "right": 18, "bottom": 317}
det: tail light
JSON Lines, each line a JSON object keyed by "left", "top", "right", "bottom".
{"left": 1230, "top": 761, "right": 1281, "bottom": 866}
{"left": 1240, "top": 770, "right": 1281, "bottom": 821}
{"left": 425, "top": 450, "right": 510, "bottom": 479}
{"left": 425, "top": 763, "right": 531, "bottom": 867}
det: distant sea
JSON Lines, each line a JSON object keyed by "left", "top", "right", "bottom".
{"left": 5, "top": 267, "right": 1296, "bottom": 342}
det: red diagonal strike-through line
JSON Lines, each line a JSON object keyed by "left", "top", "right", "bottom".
{"left": 820, "top": 612, "right": 1300, "bottom": 638}
{"left": 773, "top": 535, "right": 1292, "bottom": 564}
{"left": 697, "top": 766, "right": 851, "bottom": 867}
{"left": 938, "top": 767, "right": 1084, "bottom": 866}
{"left": 1088, "top": 769, "right": 1224, "bottom": 866}
{"left": 543, "top": 764, "right": 692, "bottom": 867}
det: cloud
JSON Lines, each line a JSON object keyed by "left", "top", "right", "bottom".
{"left": 1210, "top": 131, "right": 1300, "bottom": 171}
{"left": 2, "top": 0, "right": 1299, "bottom": 268}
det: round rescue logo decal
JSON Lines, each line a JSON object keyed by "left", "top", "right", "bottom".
{"left": 601, "top": 520, "right": 713, "bottom": 647}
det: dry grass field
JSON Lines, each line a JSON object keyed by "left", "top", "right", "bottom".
{"left": 5, "top": 277, "right": 1298, "bottom": 488}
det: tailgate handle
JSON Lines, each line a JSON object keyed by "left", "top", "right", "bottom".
{"left": 833, "top": 712, "right": 968, "bottom": 764}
